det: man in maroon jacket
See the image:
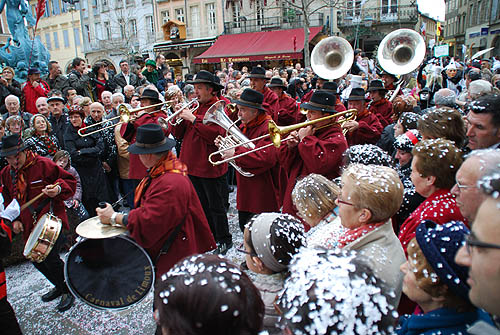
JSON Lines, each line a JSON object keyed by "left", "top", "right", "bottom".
{"left": 23, "top": 68, "right": 50, "bottom": 115}
{"left": 367, "top": 79, "right": 393, "bottom": 128}
{"left": 321, "top": 82, "right": 346, "bottom": 113}
{"left": 97, "top": 124, "right": 216, "bottom": 278}
{"left": 0, "top": 134, "right": 77, "bottom": 312}
{"left": 279, "top": 91, "right": 348, "bottom": 221}
{"left": 171, "top": 70, "right": 232, "bottom": 254}
{"left": 344, "top": 88, "right": 383, "bottom": 146}
{"left": 248, "top": 67, "right": 279, "bottom": 122}
{"left": 219, "top": 88, "right": 280, "bottom": 231}
{"left": 301, "top": 75, "right": 328, "bottom": 103}
{"left": 268, "top": 77, "right": 300, "bottom": 126}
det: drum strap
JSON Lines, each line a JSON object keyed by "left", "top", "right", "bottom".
{"left": 156, "top": 223, "right": 183, "bottom": 263}
{"left": 27, "top": 198, "right": 51, "bottom": 223}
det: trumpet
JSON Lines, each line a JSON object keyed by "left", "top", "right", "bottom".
{"left": 164, "top": 98, "right": 199, "bottom": 127}
{"left": 208, "top": 109, "right": 356, "bottom": 167}
{"left": 78, "top": 101, "right": 175, "bottom": 137}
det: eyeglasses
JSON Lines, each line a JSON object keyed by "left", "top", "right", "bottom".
{"left": 455, "top": 180, "right": 476, "bottom": 192}
{"left": 465, "top": 233, "right": 500, "bottom": 254}
{"left": 337, "top": 196, "right": 354, "bottom": 207}
{"left": 236, "top": 243, "right": 257, "bottom": 257}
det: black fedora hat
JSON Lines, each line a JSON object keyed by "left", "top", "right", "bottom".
{"left": 268, "top": 77, "right": 286, "bottom": 89}
{"left": 348, "top": 88, "right": 367, "bottom": 101}
{"left": 320, "top": 82, "right": 338, "bottom": 95}
{"left": 186, "top": 70, "right": 224, "bottom": 91}
{"left": 247, "top": 67, "right": 269, "bottom": 79}
{"left": 300, "top": 91, "right": 336, "bottom": 113}
{"left": 232, "top": 88, "right": 266, "bottom": 112}
{"left": 0, "top": 134, "right": 28, "bottom": 157}
{"left": 367, "top": 79, "right": 387, "bottom": 92}
{"left": 379, "top": 71, "right": 397, "bottom": 80}
{"left": 128, "top": 124, "right": 176, "bottom": 155}
{"left": 139, "top": 88, "right": 162, "bottom": 104}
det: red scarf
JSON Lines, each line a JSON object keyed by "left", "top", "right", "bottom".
{"left": 241, "top": 113, "right": 272, "bottom": 134}
{"left": 337, "top": 221, "right": 385, "bottom": 248}
{"left": 36, "top": 133, "right": 58, "bottom": 156}
{"left": 357, "top": 108, "right": 372, "bottom": 119}
{"left": 372, "top": 98, "right": 389, "bottom": 107}
{"left": 134, "top": 151, "right": 187, "bottom": 207}
{"left": 14, "top": 150, "right": 37, "bottom": 203}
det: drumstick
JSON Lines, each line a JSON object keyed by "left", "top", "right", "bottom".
{"left": 20, "top": 182, "right": 61, "bottom": 211}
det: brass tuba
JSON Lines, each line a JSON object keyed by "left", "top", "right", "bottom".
{"left": 202, "top": 100, "right": 255, "bottom": 178}
{"left": 311, "top": 36, "right": 354, "bottom": 80}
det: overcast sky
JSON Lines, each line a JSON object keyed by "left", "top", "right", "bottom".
{"left": 417, "top": 0, "right": 446, "bottom": 21}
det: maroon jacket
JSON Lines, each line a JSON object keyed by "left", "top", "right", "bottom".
{"left": 233, "top": 117, "right": 280, "bottom": 213}
{"left": 127, "top": 170, "right": 216, "bottom": 278}
{"left": 23, "top": 80, "right": 50, "bottom": 115}
{"left": 261, "top": 87, "right": 280, "bottom": 122}
{"left": 0, "top": 154, "right": 76, "bottom": 242}
{"left": 171, "top": 96, "right": 228, "bottom": 178}
{"left": 121, "top": 111, "right": 167, "bottom": 179}
{"left": 369, "top": 98, "right": 393, "bottom": 128}
{"left": 276, "top": 93, "right": 299, "bottom": 126}
{"left": 279, "top": 125, "right": 348, "bottom": 217}
{"left": 346, "top": 110, "right": 383, "bottom": 146}
{"left": 301, "top": 89, "right": 314, "bottom": 103}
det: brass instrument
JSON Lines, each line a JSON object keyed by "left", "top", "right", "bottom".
{"left": 202, "top": 100, "right": 255, "bottom": 178}
{"left": 78, "top": 101, "right": 175, "bottom": 137}
{"left": 157, "top": 98, "right": 199, "bottom": 128}
{"left": 377, "top": 29, "right": 426, "bottom": 102}
{"left": 311, "top": 36, "right": 354, "bottom": 80}
{"left": 208, "top": 109, "right": 357, "bottom": 167}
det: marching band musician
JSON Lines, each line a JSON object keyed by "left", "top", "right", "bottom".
{"left": 380, "top": 71, "right": 398, "bottom": 91}
{"left": 248, "top": 67, "right": 280, "bottom": 122}
{"left": 268, "top": 77, "right": 301, "bottom": 126}
{"left": 320, "top": 82, "right": 346, "bottom": 113}
{"left": 301, "top": 75, "right": 328, "bottom": 103}
{"left": 279, "top": 91, "right": 348, "bottom": 221}
{"left": 170, "top": 70, "right": 233, "bottom": 255}
{"left": 97, "top": 124, "right": 216, "bottom": 279}
{"left": 219, "top": 88, "right": 280, "bottom": 232}
{"left": 0, "top": 134, "right": 77, "bottom": 312}
{"left": 367, "top": 79, "right": 393, "bottom": 128}
{"left": 344, "top": 88, "right": 383, "bottom": 146}
{"left": 120, "top": 88, "right": 168, "bottom": 187}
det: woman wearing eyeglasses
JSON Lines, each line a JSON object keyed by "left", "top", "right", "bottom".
{"left": 336, "top": 163, "right": 406, "bottom": 307}
{"left": 397, "top": 220, "right": 493, "bottom": 335}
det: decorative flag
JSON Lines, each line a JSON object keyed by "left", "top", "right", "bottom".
{"left": 436, "top": 22, "right": 442, "bottom": 37}
{"left": 420, "top": 22, "right": 426, "bottom": 37}
{"left": 35, "top": 0, "right": 47, "bottom": 28}
{"left": 293, "top": 35, "right": 297, "bottom": 52}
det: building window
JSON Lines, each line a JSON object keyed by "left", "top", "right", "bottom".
{"left": 74, "top": 28, "right": 81, "bottom": 46}
{"left": 84, "top": 24, "right": 90, "bottom": 43}
{"left": 256, "top": 0, "right": 264, "bottom": 25}
{"left": 52, "top": 0, "right": 61, "bottom": 15}
{"left": 129, "top": 19, "right": 137, "bottom": 36}
{"left": 63, "top": 29, "right": 70, "bottom": 47}
{"left": 104, "top": 21, "right": 111, "bottom": 39}
{"left": 119, "top": 19, "right": 126, "bottom": 38}
{"left": 206, "top": 3, "right": 216, "bottom": 32}
{"left": 53, "top": 31, "right": 59, "bottom": 49}
{"left": 43, "top": 0, "right": 50, "bottom": 17}
{"left": 146, "top": 15, "right": 154, "bottom": 34}
{"left": 346, "top": 0, "right": 361, "bottom": 17}
{"left": 115, "top": 0, "right": 123, "bottom": 8}
{"left": 232, "top": 2, "right": 241, "bottom": 28}
{"left": 102, "top": 0, "right": 108, "bottom": 10}
{"left": 382, "top": 0, "right": 397, "bottom": 14}
{"left": 45, "top": 32, "right": 52, "bottom": 50}
{"left": 175, "top": 8, "right": 184, "bottom": 23}
{"left": 161, "top": 10, "right": 170, "bottom": 24}
{"left": 95, "top": 22, "right": 102, "bottom": 39}
{"left": 190, "top": 5, "right": 199, "bottom": 28}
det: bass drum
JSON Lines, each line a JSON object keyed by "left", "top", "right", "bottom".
{"left": 64, "top": 235, "right": 154, "bottom": 310}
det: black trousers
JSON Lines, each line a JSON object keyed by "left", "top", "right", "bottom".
{"left": 0, "top": 298, "right": 22, "bottom": 335}
{"left": 32, "top": 233, "right": 68, "bottom": 293}
{"left": 238, "top": 211, "right": 256, "bottom": 233}
{"left": 189, "top": 174, "right": 232, "bottom": 245}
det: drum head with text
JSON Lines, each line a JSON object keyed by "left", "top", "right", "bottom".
{"left": 64, "top": 236, "right": 154, "bottom": 310}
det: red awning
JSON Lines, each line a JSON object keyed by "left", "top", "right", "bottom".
{"left": 193, "top": 27, "right": 323, "bottom": 64}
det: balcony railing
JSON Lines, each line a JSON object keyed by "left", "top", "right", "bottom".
{"left": 337, "top": 5, "right": 417, "bottom": 28}
{"left": 223, "top": 13, "right": 324, "bottom": 35}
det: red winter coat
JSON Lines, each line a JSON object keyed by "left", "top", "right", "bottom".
{"left": 276, "top": 93, "right": 299, "bottom": 126}
{"left": 121, "top": 111, "right": 167, "bottom": 179}
{"left": 346, "top": 109, "right": 383, "bottom": 146}
{"left": 261, "top": 87, "right": 280, "bottom": 122}
{"left": 0, "top": 154, "right": 76, "bottom": 242}
{"left": 233, "top": 117, "right": 280, "bottom": 213}
{"left": 171, "top": 96, "right": 228, "bottom": 178}
{"left": 369, "top": 98, "right": 393, "bottom": 128}
{"left": 301, "top": 89, "right": 313, "bottom": 103}
{"left": 127, "top": 169, "right": 216, "bottom": 278}
{"left": 23, "top": 80, "right": 50, "bottom": 115}
{"left": 398, "top": 189, "right": 467, "bottom": 255}
{"left": 279, "top": 125, "right": 348, "bottom": 217}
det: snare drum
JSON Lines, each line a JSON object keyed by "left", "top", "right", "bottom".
{"left": 23, "top": 213, "right": 62, "bottom": 263}
{"left": 64, "top": 235, "right": 154, "bottom": 310}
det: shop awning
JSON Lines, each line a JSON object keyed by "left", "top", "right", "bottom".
{"left": 193, "top": 27, "right": 323, "bottom": 64}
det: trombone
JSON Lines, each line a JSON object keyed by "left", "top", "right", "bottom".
{"left": 208, "top": 109, "right": 356, "bottom": 166}
{"left": 77, "top": 101, "right": 175, "bottom": 137}
{"left": 158, "top": 98, "right": 199, "bottom": 128}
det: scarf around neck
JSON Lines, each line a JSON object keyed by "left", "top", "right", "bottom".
{"left": 14, "top": 150, "right": 37, "bottom": 203}
{"left": 241, "top": 113, "right": 271, "bottom": 135}
{"left": 337, "top": 221, "right": 385, "bottom": 249}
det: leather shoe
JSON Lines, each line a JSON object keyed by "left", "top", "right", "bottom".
{"left": 57, "top": 293, "right": 74, "bottom": 312}
{"left": 215, "top": 242, "right": 233, "bottom": 255}
{"left": 41, "top": 287, "right": 62, "bottom": 302}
